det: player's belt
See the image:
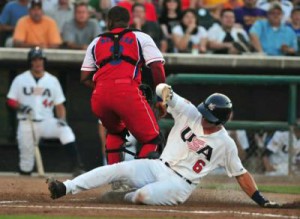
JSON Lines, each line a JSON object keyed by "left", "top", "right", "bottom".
{"left": 19, "top": 118, "right": 43, "bottom": 122}
{"left": 160, "top": 159, "right": 192, "bottom": 185}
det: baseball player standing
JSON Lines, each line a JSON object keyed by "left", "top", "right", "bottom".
{"left": 47, "top": 83, "right": 280, "bottom": 208}
{"left": 80, "top": 6, "right": 166, "bottom": 165}
{"left": 6, "top": 47, "right": 84, "bottom": 176}
{"left": 262, "top": 127, "right": 300, "bottom": 175}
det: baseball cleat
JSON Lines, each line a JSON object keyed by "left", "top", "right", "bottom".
{"left": 46, "top": 177, "right": 66, "bottom": 199}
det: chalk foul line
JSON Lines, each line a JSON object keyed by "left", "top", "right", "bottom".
{"left": 0, "top": 203, "right": 299, "bottom": 219}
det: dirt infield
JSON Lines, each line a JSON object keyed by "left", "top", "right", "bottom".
{"left": 0, "top": 174, "right": 299, "bottom": 219}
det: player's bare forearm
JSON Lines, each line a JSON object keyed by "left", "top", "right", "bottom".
{"left": 149, "top": 61, "right": 165, "bottom": 87}
{"left": 236, "top": 172, "right": 282, "bottom": 208}
{"left": 249, "top": 34, "right": 263, "bottom": 53}
{"left": 236, "top": 172, "right": 257, "bottom": 197}
{"left": 80, "top": 71, "right": 95, "bottom": 89}
{"left": 55, "top": 104, "right": 66, "bottom": 120}
{"left": 13, "top": 40, "right": 39, "bottom": 48}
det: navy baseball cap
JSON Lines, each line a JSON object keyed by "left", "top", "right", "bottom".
{"left": 29, "top": 0, "right": 42, "bottom": 9}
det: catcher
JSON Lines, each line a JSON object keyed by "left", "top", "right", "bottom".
{"left": 47, "top": 83, "right": 281, "bottom": 208}
{"left": 80, "top": 6, "right": 166, "bottom": 167}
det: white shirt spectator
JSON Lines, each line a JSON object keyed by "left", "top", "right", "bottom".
{"left": 172, "top": 25, "right": 207, "bottom": 53}
{"left": 207, "top": 23, "right": 249, "bottom": 44}
{"left": 42, "top": 0, "right": 58, "bottom": 12}
{"left": 45, "top": 2, "right": 74, "bottom": 32}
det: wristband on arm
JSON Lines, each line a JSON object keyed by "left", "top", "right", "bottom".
{"left": 251, "top": 190, "right": 268, "bottom": 206}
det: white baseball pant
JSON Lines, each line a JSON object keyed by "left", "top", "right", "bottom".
{"left": 17, "top": 118, "right": 75, "bottom": 172}
{"left": 64, "top": 159, "right": 197, "bottom": 205}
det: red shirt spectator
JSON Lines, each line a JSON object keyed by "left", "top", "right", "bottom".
{"left": 118, "top": 0, "right": 157, "bottom": 22}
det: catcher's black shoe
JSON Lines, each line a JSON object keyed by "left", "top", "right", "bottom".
{"left": 46, "top": 178, "right": 66, "bottom": 199}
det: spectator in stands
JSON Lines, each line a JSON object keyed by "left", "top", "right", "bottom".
{"left": 118, "top": 0, "right": 157, "bottom": 22}
{"left": 159, "top": 0, "right": 182, "bottom": 53}
{"left": 207, "top": 9, "right": 252, "bottom": 54}
{"left": 195, "top": 0, "right": 218, "bottom": 29}
{"left": 250, "top": 2, "right": 298, "bottom": 55}
{"left": 42, "top": 0, "right": 58, "bottom": 12}
{"left": 45, "top": 0, "right": 74, "bottom": 33}
{"left": 13, "top": 0, "right": 62, "bottom": 48}
{"left": 201, "top": 0, "right": 225, "bottom": 20}
{"left": 223, "top": 0, "right": 244, "bottom": 9}
{"left": 0, "top": 0, "right": 7, "bottom": 14}
{"left": 89, "top": 0, "right": 112, "bottom": 22}
{"left": 0, "top": 0, "right": 29, "bottom": 47}
{"left": 172, "top": 9, "right": 207, "bottom": 54}
{"left": 62, "top": 2, "right": 101, "bottom": 50}
{"left": 262, "top": 126, "right": 300, "bottom": 176}
{"left": 256, "top": 0, "right": 293, "bottom": 23}
{"left": 293, "top": 0, "right": 300, "bottom": 8}
{"left": 131, "top": 3, "right": 167, "bottom": 52}
{"left": 234, "top": 0, "right": 267, "bottom": 32}
{"left": 287, "top": 7, "right": 300, "bottom": 54}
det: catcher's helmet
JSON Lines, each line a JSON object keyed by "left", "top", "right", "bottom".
{"left": 27, "top": 47, "right": 46, "bottom": 62}
{"left": 197, "top": 93, "right": 232, "bottom": 125}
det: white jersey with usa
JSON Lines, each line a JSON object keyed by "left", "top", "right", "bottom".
{"left": 7, "top": 70, "right": 66, "bottom": 120}
{"left": 160, "top": 93, "right": 247, "bottom": 184}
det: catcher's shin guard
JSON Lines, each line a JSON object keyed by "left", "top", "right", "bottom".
{"left": 138, "top": 132, "right": 165, "bottom": 159}
{"left": 106, "top": 130, "right": 128, "bottom": 164}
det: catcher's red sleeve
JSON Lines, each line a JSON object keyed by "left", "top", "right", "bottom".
{"left": 149, "top": 61, "right": 165, "bottom": 87}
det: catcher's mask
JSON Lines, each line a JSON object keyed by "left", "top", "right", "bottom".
{"left": 197, "top": 93, "right": 232, "bottom": 125}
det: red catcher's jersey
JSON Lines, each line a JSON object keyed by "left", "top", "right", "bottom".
{"left": 81, "top": 28, "right": 164, "bottom": 85}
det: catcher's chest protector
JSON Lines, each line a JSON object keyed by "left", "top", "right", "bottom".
{"left": 95, "top": 29, "right": 142, "bottom": 68}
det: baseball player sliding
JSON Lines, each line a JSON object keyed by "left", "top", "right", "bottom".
{"left": 6, "top": 47, "right": 84, "bottom": 176}
{"left": 47, "top": 83, "right": 280, "bottom": 208}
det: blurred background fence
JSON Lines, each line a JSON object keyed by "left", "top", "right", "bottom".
{"left": 1, "top": 48, "right": 300, "bottom": 175}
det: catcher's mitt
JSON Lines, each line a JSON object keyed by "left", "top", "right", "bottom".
{"left": 139, "top": 84, "right": 153, "bottom": 105}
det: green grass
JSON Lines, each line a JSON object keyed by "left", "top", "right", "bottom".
{"left": 201, "top": 184, "right": 300, "bottom": 194}
{"left": 258, "top": 185, "right": 300, "bottom": 194}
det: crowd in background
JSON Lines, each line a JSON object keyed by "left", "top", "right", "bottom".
{"left": 0, "top": 0, "right": 300, "bottom": 55}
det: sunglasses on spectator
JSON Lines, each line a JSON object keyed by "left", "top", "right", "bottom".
{"left": 166, "top": 0, "right": 178, "bottom": 3}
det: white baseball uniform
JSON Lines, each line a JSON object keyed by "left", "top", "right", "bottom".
{"left": 7, "top": 70, "right": 75, "bottom": 172}
{"left": 63, "top": 85, "right": 246, "bottom": 205}
{"left": 265, "top": 131, "right": 300, "bottom": 176}
{"left": 227, "top": 130, "right": 250, "bottom": 150}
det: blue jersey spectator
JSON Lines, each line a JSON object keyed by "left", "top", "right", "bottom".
{"left": 0, "top": 0, "right": 29, "bottom": 46}
{"left": 250, "top": 3, "right": 298, "bottom": 56}
{"left": 0, "top": 0, "right": 28, "bottom": 26}
{"left": 234, "top": 0, "right": 267, "bottom": 32}
{"left": 287, "top": 7, "right": 300, "bottom": 54}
